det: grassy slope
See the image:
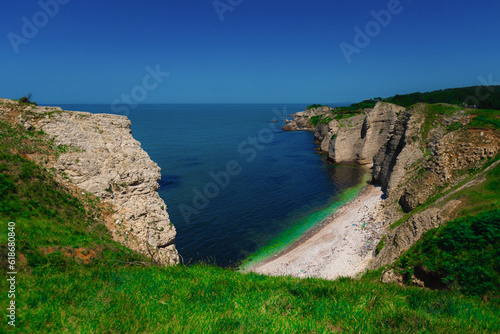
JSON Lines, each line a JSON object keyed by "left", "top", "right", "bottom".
{"left": 4, "top": 265, "right": 500, "bottom": 333}
{"left": 374, "top": 102, "right": 500, "bottom": 298}
{"left": 388, "top": 159, "right": 500, "bottom": 297}
{"left": 388, "top": 103, "right": 500, "bottom": 230}
{"left": 396, "top": 210, "right": 500, "bottom": 296}
{"left": 1, "top": 103, "right": 499, "bottom": 333}
{"left": 304, "top": 99, "right": 500, "bottom": 299}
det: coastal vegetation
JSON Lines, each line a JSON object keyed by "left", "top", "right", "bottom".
{"left": 396, "top": 210, "right": 500, "bottom": 296}
{"left": 373, "top": 102, "right": 499, "bottom": 290}
{"left": 0, "top": 142, "right": 498, "bottom": 332}
{"left": 17, "top": 94, "right": 37, "bottom": 106}
{"left": 310, "top": 114, "right": 333, "bottom": 126}
{"left": 384, "top": 86, "right": 500, "bottom": 110}
{"left": 304, "top": 86, "right": 500, "bottom": 126}
{"left": 333, "top": 98, "right": 381, "bottom": 115}
{"left": 1, "top": 88, "right": 500, "bottom": 333}
{"left": 306, "top": 104, "right": 325, "bottom": 110}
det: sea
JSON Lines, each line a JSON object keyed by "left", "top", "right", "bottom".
{"left": 58, "top": 104, "right": 367, "bottom": 268}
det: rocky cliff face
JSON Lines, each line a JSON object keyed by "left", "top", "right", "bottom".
{"left": 283, "top": 106, "right": 332, "bottom": 132}
{"left": 370, "top": 104, "right": 499, "bottom": 268}
{"left": 284, "top": 102, "right": 403, "bottom": 165}
{"left": 284, "top": 101, "right": 499, "bottom": 270}
{"left": 2, "top": 100, "right": 179, "bottom": 265}
{"left": 372, "top": 105, "right": 425, "bottom": 196}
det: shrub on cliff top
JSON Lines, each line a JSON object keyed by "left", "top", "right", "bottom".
{"left": 18, "top": 93, "right": 37, "bottom": 106}
{"left": 306, "top": 104, "right": 325, "bottom": 110}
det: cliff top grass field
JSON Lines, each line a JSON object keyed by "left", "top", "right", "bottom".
{"left": 1, "top": 91, "right": 500, "bottom": 333}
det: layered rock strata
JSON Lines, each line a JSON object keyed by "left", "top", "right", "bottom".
{"left": 7, "top": 101, "right": 179, "bottom": 265}
{"left": 284, "top": 102, "right": 403, "bottom": 165}
{"left": 370, "top": 105, "right": 499, "bottom": 268}
{"left": 284, "top": 101, "right": 499, "bottom": 270}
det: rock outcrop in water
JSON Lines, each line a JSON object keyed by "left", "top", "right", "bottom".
{"left": 285, "top": 102, "right": 404, "bottom": 165}
{"left": 0, "top": 99, "right": 179, "bottom": 265}
{"left": 285, "top": 101, "right": 499, "bottom": 270}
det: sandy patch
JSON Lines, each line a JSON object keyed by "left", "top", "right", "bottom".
{"left": 249, "top": 185, "right": 385, "bottom": 280}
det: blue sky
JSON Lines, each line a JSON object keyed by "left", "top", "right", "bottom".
{"left": 1, "top": 0, "right": 499, "bottom": 104}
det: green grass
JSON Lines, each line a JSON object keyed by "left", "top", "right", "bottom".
{"left": 446, "top": 161, "right": 500, "bottom": 217}
{"left": 1, "top": 102, "right": 499, "bottom": 333}
{"left": 0, "top": 122, "right": 95, "bottom": 223}
{"left": 1, "top": 262, "right": 499, "bottom": 333}
{"left": 446, "top": 122, "right": 463, "bottom": 132}
{"left": 319, "top": 116, "right": 333, "bottom": 124}
{"left": 305, "top": 99, "right": 380, "bottom": 125}
{"left": 467, "top": 109, "right": 500, "bottom": 129}
{"left": 2, "top": 151, "right": 495, "bottom": 332}
{"left": 0, "top": 121, "right": 52, "bottom": 156}
{"left": 0, "top": 120, "right": 140, "bottom": 267}
{"left": 310, "top": 115, "right": 322, "bottom": 126}
{"left": 334, "top": 99, "right": 379, "bottom": 115}
{"left": 306, "top": 86, "right": 500, "bottom": 132}
{"left": 418, "top": 103, "right": 499, "bottom": 141}
{"left": 390, "top": 159, "right": 500, "bottom": 230}
{"left": 309, "top": 114, "right": 334, "bottom": 126}
{"left": 395, "top": 210, "right": 500, "bottom": 296}
{"left": 388, "top": 103, "right": 499, "bottom": 228}
{"left": 309, "top": 114, "right": 333, "bottom": 126}
{"left": 420, "top": 103, "right": 463, "bottom": 141}
{"left": 375, "top": 235, "right": 386, "bottom": 255}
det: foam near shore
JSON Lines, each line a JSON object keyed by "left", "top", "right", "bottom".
{"left": 247, "top": 184, "right": 385, "bottom": 280}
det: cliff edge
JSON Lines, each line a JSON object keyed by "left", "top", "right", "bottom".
{"left": 285, "top": 101, "right": 499, "bottom": 272}
{"left": 370, "top": 103, "right": 499, "bottom": 269}
{"left": 284, "top": 102, "right": 404, "bottom": 166}
{"left": 0, "top": 99, "right": 179, "bottom": 265}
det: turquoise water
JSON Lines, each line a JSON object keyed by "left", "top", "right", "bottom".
{"left": 59, "top": 104, "right": 367, "bottom": 267}
{"left": 240, "top": 172, "right": 370, "bottom": 271}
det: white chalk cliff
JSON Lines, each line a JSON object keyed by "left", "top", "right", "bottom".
{"left": 284, "top": 101, "right": 499, "bottom": 271}
{"left": 6, "top": 100, "right": 179, "bottom": 265}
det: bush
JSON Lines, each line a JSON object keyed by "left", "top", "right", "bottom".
{"left": 306, "top": 104, "right": 325, "bottom": 110}
{"left": 18, "top": 93, "right": 37, "bottom": 105}
{"left": 396, "top": 210, "right": 500, "bottom": 296}
{"left": 310, "top": 115, "right": 322, "bottom": 126}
